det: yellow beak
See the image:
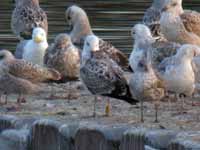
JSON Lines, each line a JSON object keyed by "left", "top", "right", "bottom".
{"left": 34, "top": 35, "right": 43, "bottom": 43}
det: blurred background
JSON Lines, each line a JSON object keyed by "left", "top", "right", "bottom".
{"left": 0, "top": 0, "right": 200, "bottom": 55}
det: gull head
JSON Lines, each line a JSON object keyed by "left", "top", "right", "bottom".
{"left": 32, "top": 27, "right": 47, "bottom": 44}
{"left": 14, "top": 0, "right": 39, "bottom": 6}
{"left": 65, "top": 5, "right": 88, "bottom": 27}
{"left": 132, "top": 24, "right": 152, "bottom": 39}
{"left": 0, "top": 50, "right": 14, "bottom": 74}
{"left": 162, "top": 0, "right": 183, "bottom": 14}
{"left": 131, "top": 24, "right": 154, "bottom": 46}
{"left": 152, "top": 0, "right": 166, "bottom": 10}
{"left": 83, "top": 35, "right": 100, "bottom": 53}
{"left": 0, "top": 50, "right": 14, "bottom": 62}
{"left": 54, "top": 34, "right": 72, "bottom": 49}
{"left": 177, "top": 44, "right": 200, "bottom": 60}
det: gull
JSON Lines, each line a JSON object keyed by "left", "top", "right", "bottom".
{"left": 129, "top": 24, "right": 180, "bottom": 72}
{"left": 157, "top": 44, "right": 200, "bottom": 112}
{"left": 23, "top": 27, "right": 48, "bottom": 66}
{"left": 44, "top": 33, "right": 80, "bottom": 81}
{"left": 0, "top": 50, "right": 60, "bottom": 83}
{"left": 80, "top": 35, "right": 138, "bottom": 117}
{"left": 129, "top": 48, "right": 165, "bottom": 123}
{"left": 65, "top": 5, "right": 129, "bottom": 69}
{"left": 0, "top": 50, "right": 61, "bottom": 104}
{"left": 143, "top": 0, "right": 166, "bottom": 39}
{"left": 0, "top": 50, "right": 61, "bottom": 103}
{"left": 11, "top": 0, "right": 48, "bottom": 40}
{"left": 160, "top": 0, "right": 200, "bottom": 45}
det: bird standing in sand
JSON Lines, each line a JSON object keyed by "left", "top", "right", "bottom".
{"left": 11, "top": 0, "right": 48, "bottom": 40}
{"left": 23, "top": 27, "right": 48, "bottom": 66}
{"left": 129, "top": 24, "right": 180, "bottom": 72}
{"left": 65, "top": 5, "right": 129, "bottom": 70}
{"left": 44, "top": 34, "right": 80, "bottom": 81}
{"left": 160, "top": 0, "right": 200, "bottom": 45}
{"left": 129, "top": 46, "right": 165, "bottom": 123}
{"left": 80, "top": 35, "right": 137, "bottom": 117}
{"left": 0, "top": 50, "right": 61, "bottom": 104}
{"left": 143, "top": 0, "right": 166, "bottom": 40}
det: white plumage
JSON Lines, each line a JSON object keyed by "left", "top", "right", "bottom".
{"left": 23, "top": 27, "right": 48, "bottom": 66}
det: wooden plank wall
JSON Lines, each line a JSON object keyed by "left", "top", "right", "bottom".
{"left": 0, "top": 0, "right": 200, "bottom": 55}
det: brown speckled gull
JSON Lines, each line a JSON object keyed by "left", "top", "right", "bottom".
{"left": 143, "top": 0, "right": 166, "bottom": 39}
{"left": 44, "top": 33, "right": 80, "bottom": 81}
{"left": 0, "top": 50, "right": 60, "bottom": 83}
{"left": 0, "top": 50, "right": 42, "bottom": 104}
{"left": 11, "top": 0, "right": 48, "bottom": 40}
{"left": 80, "top": 35, "right": 137, "bottom": 116}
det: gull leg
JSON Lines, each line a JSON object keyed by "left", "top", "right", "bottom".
{"left": 105, "top": 98, "right": 111, "bottom": 117}
{"left": 4, "top": 95, "right": 8, "bottom": 105}
{"left": 17, "top": 94, "right": 22, "bottom": 105}
{"left": 93, "top": 95, "right": 97, "bottom": 117}
{"left": 140, "top": 100, "right": 144, "bottom": 123}
{"left": 154, "top": 101, "right": 160, "bottom": 123}
{"left": 180, "top": 95, "right": 186, "bottom": 114}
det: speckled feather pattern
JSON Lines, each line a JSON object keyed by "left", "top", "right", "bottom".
{"left": 11, "top": 1, "right": 48, "bottom": 39}
{"left": 4, "top": 58, "right": 60, "bottom": 83}
{"left": 129, "top": 68, "right": 164, "bottom": 102}
{"left": 181, "top": 10, "right": 200, "bottom": 37}
{"left": 80, "top": 50, "right": 136, "bottom": 104}
{"left": 99, "top": 39, "right": 129, "bottom": 69}
{"left": 46, "top": 45, "right": 80, "bottom": 79}
{"left": 143, "top": 7, "right": 162, "bottom": 38}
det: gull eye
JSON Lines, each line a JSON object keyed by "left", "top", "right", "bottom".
{"left": 0, "top": 55, "right": 4, "bottom": 60}
{"left": 86, "top": 42, "right": 89, "bottom": 46}
{"left": 68, "top": 15, "right": 71, "bottom": 20}
{"left": 172, "top": 2, "right": 177, "bottom": 6}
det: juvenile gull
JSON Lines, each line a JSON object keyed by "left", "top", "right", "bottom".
{"left": 23, "top": 27, "right": 48, "bottom": 66}
{"left": 65, "top": 5, "right": 129, "bottom": 69}
{"left": 0, "top": 50, "right": 61, "bottom": 103}
{"left": 129, "top": 24, "right": 180, "bottom": 71}
{"left": 80, "top": 35, "right": 137, "bottom": 117}
{"left": 1, "top": 50, "right": 60, "bottom": 83}
{"left": 160, "top": 0, "right": 200, "bottom": 45}
{"left": 129, "top": 49, "right": 165, "bottom": 122}
{"left": 143, "top": 0, "right": 166, "bottom": 39}
{"left": 11, "top": 0, "right": 48, "bottom": 40}
{"left": 45, "top": 33, "right": 80, "bottom": 81}
{"left": 158, "top": 44, "right": 200, "bottom": 112}
{"left": 0, "top": 50, "right": 42, "bottom": 104}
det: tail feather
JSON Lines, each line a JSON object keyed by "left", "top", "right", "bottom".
{"left": 104, "top": 85, "right": 139, "bottom": 105}
{"left": 47, "top": 68, "right": 61, "bottom": 81}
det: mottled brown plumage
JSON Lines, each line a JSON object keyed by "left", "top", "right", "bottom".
{"left": 11, "top": 0, "right": 48, "bottom": 40}
{"left": 65, "top": 5, "right": 129, "bottom": 69}
{"left": 45, "top": 34, "right": 80, "bottom": 80}
{"left": 0, "top": 50, "right": 60, "bottom": 83}
{"left": 160, "top": 0, "right": 200, "bottom": 45}
{"left": 81, "top": 35, "right": 137, "bottom": 104}
{"left": 143, "top": 0, "right": 166, "bottom": 39}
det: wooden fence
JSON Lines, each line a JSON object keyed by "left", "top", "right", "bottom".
{"left": 0, "top": 0, "right": 200, "bottom": 55}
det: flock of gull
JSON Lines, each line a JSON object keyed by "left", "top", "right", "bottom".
{"left": 1, "top": 0, "right": 200, "bottom": 122}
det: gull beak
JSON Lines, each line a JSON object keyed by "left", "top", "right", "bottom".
{"left": 92, "top": 49, "right": 100, "bottom": 52}
{"left": 34, "top": 35, "right": 43, "bottom": 43}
